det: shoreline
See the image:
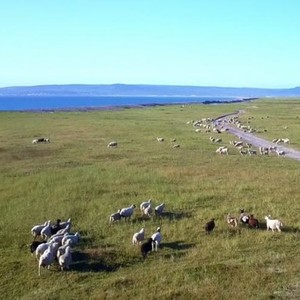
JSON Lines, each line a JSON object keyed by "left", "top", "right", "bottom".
{"left": 0, "top": 97, "right": 258, "bottom": 113}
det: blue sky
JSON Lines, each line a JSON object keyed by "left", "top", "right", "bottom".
{"left": 1, "top": 1, "right": 299, "bottom": 88}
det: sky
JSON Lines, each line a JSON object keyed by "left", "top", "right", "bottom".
{"left": 1, "top": 0, "right": 300, "bottom": 88}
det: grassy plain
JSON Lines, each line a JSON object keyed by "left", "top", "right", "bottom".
{"left": 0, "top": 98, "right": 300, "bottom": 300}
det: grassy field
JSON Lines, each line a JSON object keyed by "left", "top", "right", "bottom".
{"left": 1, "top": 98, "right": 300, "bottom": 300}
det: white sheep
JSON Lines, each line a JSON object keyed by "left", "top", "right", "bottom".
{"left": 276, "top": 150, "right": 286, "bottom": 157}
{"left": 48, "top": 232, "right": 68, "bottom": 246}
{"left": 109, "top": 209, "right": 121, "bottom": 224}
{"left": 57, "top": 239, "right": 72, "bottom": 260}
{"left": 154, "top": 203, "right": 165, "bottom": 216}
{"left": 142, "top": 204, "right": 153, "bottom": 218}
{"left": 38, "top": 243, "right": 58, "bottom": 276}
{"left": 62, "top": 232, "right": 80, "bottom": 247}
{"left": 156, "top": 137, "right": 164, "bottom": 142}
{"left": 120, "top": 204, "right": 136, "bottom": 221}
{"left": 59, "top": 218, "right": 72, "bottom": 230}
{"left": 140, "top": 199, "right": 151, "bottom": 214}
{"left": 265, "top": 216, "right": 283, "bottom": 232}
{"left": 151, "top": 227, "right": 162, "bottom": 251}
{"left": 54, "top": 223, "right": 71, "bottom": 236}
{"left": 40, "top": 222, "right": 53, "bottom": 240}
{"left": 107, "top": 141, "right": 118, "bottom": 148}
{"left": 58, "top": 246, "right": 72, "bottom": 271}
{"left": 31, "top": 220, "right": 50, "bottom": 239}
{"left": 132, "top": 227, "right": 145, "bottom": 245}
{"left": 35, "top": 242, "right": 59, "bottom": 260}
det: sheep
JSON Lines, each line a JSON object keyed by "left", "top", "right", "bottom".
{"left": 173, "top": 144, "right": 180, "bottom": 148}
{"left": 35, "top": 242, "right": 59, "bottom": 260}
{"left": 132, "top": 228, "right": 145, "bottom": 245}
{"left": 156, "top": 137, "right": 164, "bottom": 142}
{"left": 31, "top": 220, "right": 50, "bottom": 240}
{"left": 239, "top": 209, "right": 249, "bottom": 224}
{"left": 38, "top": 243, "right": 57, "bottom": 276}
{"left": 216, "top": 146, "right": 228, "bottom": 155}
{"left": 248, "top": 214, "right": 259, "bottom": 229}
{"left": 50, "top": 219, "right": 62, "bottom": 235}
{"left": 151, "top": 227, "right": 162, "bottom": 251}
{"left": 41, "top": 221, "right": 53, "bottom": 240}
{"left": 109, "top": 209, "right": 122, "bottom": 224}
{"left": 265, "top": 216, "right": 283, "bottom": 232}
{"left": 29, "top": 241, "right": 47, "bottom": 255}
{"left": 107, "top": 141, "right": 118, "bottom": 148}
{"left": 54, "top": 223, "right": 71, "bottom": 236}
{"left": 47, "top": 232, "right": 68, "bottom": 246}
{"left": 204, "top": 218, "right": 215, "bottom": 234}
{"left": 62, "top": 232, "right": 80, "bottom": 247}
{"left": 283, "top": 138, "right": 290, "bottom": 144}
{"left": 141, "top": 238, "right": 153, "bottom": 259}
{"left": 140, "top": 199, "right": 151, "bottom": 214}
{"left": 56, "top": 239, "right": 72, "bottom": 260}
{"left": 142, "top": 204, "right": 153, "bottom": 218}
{"left": 120, "top": 204, "right": 136, "bottom": 221}
{"left": 227, "top": 213, "right": 238, "bottom": 227}
{"left": 276, "top": 150, "right": 286, "bottom": 157}
{"left": 32, "top": 138, "right": 50, "bottom": 144}
{"left": 58, "top": 246, "right": 72, "bottom": 271}
{"left": 155, "top": 203, "right": 165, "bottom": 216}
{"left": 57, "top": 218, "right": 72, "bottom": 231}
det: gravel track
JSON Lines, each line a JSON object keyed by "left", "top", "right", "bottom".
{"left": 215, "top": 111, "right": 300, "bottom": 162}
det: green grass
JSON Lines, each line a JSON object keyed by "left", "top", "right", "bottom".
{"left": 1, "top": 99, "right": 300, "bottom": 299}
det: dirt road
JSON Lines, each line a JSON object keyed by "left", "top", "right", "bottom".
{"left": 215, "top": 112, "right": 300, "bottom": 162}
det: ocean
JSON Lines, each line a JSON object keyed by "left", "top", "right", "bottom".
{"left": 0, "top": 96, "right": 242, "bottom": 111}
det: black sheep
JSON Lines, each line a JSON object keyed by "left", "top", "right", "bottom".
{"left": 29, "top": 240, "right": 47, "bottom": 254}
{"left": 141, "top": 238, "right": 153, "bottom": 259}
{"left": 248, "top": 214, "right": 259, "bottom": 229}
{"left": 205, "top": 218, "right": 215, "bottom": 234}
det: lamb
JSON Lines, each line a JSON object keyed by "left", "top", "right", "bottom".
{"left": 248, "top": 214, "right": 259, "bottom": 229}
{"left": 109, "top": 209, "right": 122, "bottom": 224}
{"left": 62, "top": 232, "right": 80, "bottom": 247}
{"left": 132, "top": 228, "right": 145, "bottom": 245}
{"left": 38, "top": 243, "right": 57, "bottom": 276}
{"left": 265, "top": 215, "right": 283, "bottom": 232}
{"left": 31, "top": 220, "right": 50, "bottom": 240}
{"left": 239, "top": 209, "right": 249, "bottom": 224}
{"left": 140, "top": 199, "right": 152, "bottom": 214}
{"left": 227, "top": 213, "right": 238, "bottom": 227}
{"left": 151, "top": 227, "right": 162, "bottom": 251}
{"left": 204, "top": 218, "right": 215, "bottom": 234}
{"left": 58, "top": 246, "right": 72, "bottom": 271}
{"left": 155, "top": 203, "right": 165, "bottom": 216}
{"left": 120, "top": 204, "right": 136, "bottom": 221}
{"left": 141, "top": 238, "right": 153, "bottom": 259}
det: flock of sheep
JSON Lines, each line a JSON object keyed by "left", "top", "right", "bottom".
{"left": 29, "top": 218, "right": 80, "bottom": 276}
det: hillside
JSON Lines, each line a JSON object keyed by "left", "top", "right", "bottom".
{"left": 1, "top": 83, "right": 300, "bottom": 97}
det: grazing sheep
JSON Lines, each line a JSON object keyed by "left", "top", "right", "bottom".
{"left": 265, "top": 216, "right": 283, "bottom": 232}
{"left": 142, "top": 204, "right": 153, "bottom": 218}
{"left": 276, "top": 150, "right": 286, "bottom": 157}
{"left": 107, "top": 141, "right": 118, "bottom": 148}
{"left": 173, "top": 144, "right": 180, "bottom": 148}
{"left": 120, "top": 204, "right": 136, "bottom": 221}
{"left": 141, "top": 238, "right": 153, "bottom": 259}
{"left": 204, "top": 219, "right": 215, "bottom": 234}
{"left": 151, "top": 227, "right": 162, "bottom": 251}
{"left": 62, "top": 232, "right": 80, "bottom": 247}
{"left": 109, "top": 209, "right": 122, "bottom": 224}
{"left": 155, "top": 203, "right": 165, "bottom": 216}
{"left": 156, "top": 137, "right": 164, "bottom": 142}
{"left": 31, "top": 220, "right": 50, "bottom": 240}
{"left": 32, "top": 138, "right": 50, "bottom": 144}
{"left": 38, "top": 243, "right": 57, "bottom": 276}
{"left": 227, "top": 213, "right": 238, "bottom": 227}
{"left": 216, "top": 146, "right": 228, "bottom": 155}
{"left": 132, "top": 228, "right": 145, "bottom": 245}
{"left": 140, "top": 199, "right": 151, "bottom": 214}
{"left": 239, "top": 209, "right": 249, "bottom": 224}
{"left": 248, "top": 214, "right": 259, "bottom": 229}
{"left": 58, "top": 246, "right": 72, "bottom": 271}
{"left": 29, "top": 241, "right": 47, "bottom": 255}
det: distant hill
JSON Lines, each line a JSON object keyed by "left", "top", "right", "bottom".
{"left": 0, "top": 84, "right": 300, "bottom": 97}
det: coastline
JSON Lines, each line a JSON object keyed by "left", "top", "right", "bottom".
{"left": 0, "top": 97, "right": 258, "bottom": 113}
